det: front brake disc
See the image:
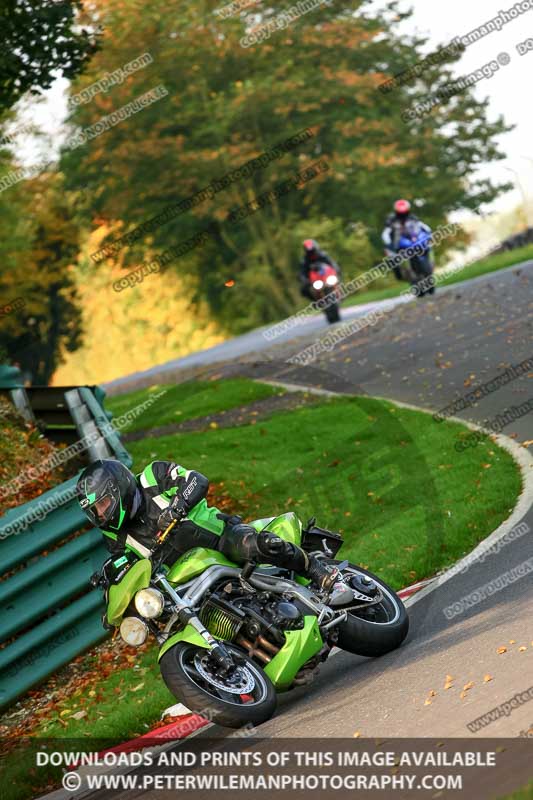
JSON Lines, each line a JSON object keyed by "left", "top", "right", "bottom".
{"left": 194, "top": 652, "right": 256, "bottom": 694}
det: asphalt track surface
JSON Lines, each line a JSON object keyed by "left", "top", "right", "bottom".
{"left": 84, "top": 263, "right": 532, "bottom": 799}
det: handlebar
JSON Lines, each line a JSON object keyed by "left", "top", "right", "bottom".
{"left": 157, "top": 517, "right": 179, "bottom": 545}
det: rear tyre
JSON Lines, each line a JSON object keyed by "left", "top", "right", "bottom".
{"left": 326, "top": 560, "right": 409, "bottom": 657}
{"left": 159, "top": 642, "right": 277, "bottom": 729}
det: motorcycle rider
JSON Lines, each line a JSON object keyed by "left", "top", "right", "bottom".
{"left": 77, "top": 459, "right": 339, "bottom": 603}
{"left": 299, "top": 239, "right": 340, "bottom": 300}
{"left": 382, "top": 200, "right": 433, "bottom": 280}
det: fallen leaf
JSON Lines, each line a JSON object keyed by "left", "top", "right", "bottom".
{"left": 497, "top": 646, "right": 507, "bottom": 655}
{"left": 484, "top": 675, "right": 493, "bottom": 683}
{"left": 353, "top": 731, "right": 361, "bottom": 738}
{"left": 131, "top": 683, "right": 145, "bottom": 692}
{"left": 463, "top": 682, "right": 474, "bottom": 691}
{"left": 71, "top": 710, "right": 87, "bottom": 721}
{"left": 424, "top": 699, "right": 432, "bottom": 706}
{"left": 519, "top": 646, "right": 527, "bottom": 653}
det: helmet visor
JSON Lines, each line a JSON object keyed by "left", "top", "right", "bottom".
{"left": 83, "top": 491, "right": 118, "bottom": 527}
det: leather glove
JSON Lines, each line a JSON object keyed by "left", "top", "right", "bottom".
{"left": 90, "top": 566, "right": 111, "bottom": 590}
{"left": 257, "top": 531, "right": 289, "bottom": 558}
{"left": 157, "top": 498, "right": 187, "bottom": 532}
{"left": 90, "top": 570, "right": 102, "bottom": 588}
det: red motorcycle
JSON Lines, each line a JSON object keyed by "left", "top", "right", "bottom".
{"left": 308, "top": 261, "right": 341, "bottom": 323}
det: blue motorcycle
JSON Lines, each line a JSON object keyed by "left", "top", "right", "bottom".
{"left": 396, "top": 229, "right": 435, "bottom": 296}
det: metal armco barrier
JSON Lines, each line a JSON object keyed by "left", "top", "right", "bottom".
{"left": 0, "top": 372, "right": 132, "bottom": 710}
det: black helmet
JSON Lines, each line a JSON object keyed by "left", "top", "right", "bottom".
{"left": 76, "top": 460, "right": 138, "bottom": 531}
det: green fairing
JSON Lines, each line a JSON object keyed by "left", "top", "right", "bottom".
{"left": 264, "top": 616, "right": 323, "bottom": 690}
{"left": 107, "top": 558, "right": 152, "bottom": 626}
{"left": 249, "top": 511, "right": 302, "bottom": 545}
{"left": 158, "top": 624, "right": 211, "bottom": 660}
{"left": 166, "top": 547, "right": 236, "bottom": 585}
{"left": 158, "top": 617, "right": 324, "bottom": 691}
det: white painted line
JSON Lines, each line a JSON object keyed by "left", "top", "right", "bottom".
{"left": 256, "top": 379, "right": 340, "bottom": 397}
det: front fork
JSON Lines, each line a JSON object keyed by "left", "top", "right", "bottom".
{"left": 154, "top": 571, "right": 235, "bottom": 673}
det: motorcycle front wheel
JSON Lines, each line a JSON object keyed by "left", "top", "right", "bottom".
{"left": 159, "top": 642, "right": 277, "bottom": 729}
{"left": 325, "top": 302, "right": 340, "bottom": 323}
{"left": 326, "top": 560, "right": 409, "bottom": 657}
{"left": 410, "top": 255, "right": 434, "bottom": 296}
{"left": 324, "top": 287, "right": 341, "bottom": 323}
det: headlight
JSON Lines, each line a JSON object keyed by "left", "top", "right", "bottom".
{"left": 120, "top": 616, "right": 148, "bottom": 646}
{"left": 326, "top": 275, "right": 338, "bottom": 286}
{"left": 312, "top": 279, "right": 324, "bottom": 290}
{"left": 135, "top": 588, "right": 164, "bottom": 619}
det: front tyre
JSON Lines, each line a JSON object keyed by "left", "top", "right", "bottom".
{"left": 325, "top": 303, "right": 340, "bottom": 323}
{"left": 159, "top": 642, "right": 277, "bottom": 729}
{"left": 325, "top": 299, "right": 341, "bottom": 323}
{"left": 327, "top": 561, "right": 409, "bottom": 657}
{"left": 410, "top": 255, "right": 433, "bottom": 297}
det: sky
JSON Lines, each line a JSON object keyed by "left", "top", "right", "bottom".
{"left": 382, "top": 0, "right": 533, "bottom": 223}
{"left": 6, "top": 0, "right": 533, "bottom": 227}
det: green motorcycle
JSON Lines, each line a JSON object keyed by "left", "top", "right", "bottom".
{"left": 102, "top": 513, "right": 409, "bottom": 729}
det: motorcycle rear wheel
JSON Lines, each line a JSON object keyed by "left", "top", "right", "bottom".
{"left": 326, "top": 560, "right": 409, "bottom": 657}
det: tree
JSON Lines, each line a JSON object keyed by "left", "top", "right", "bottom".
{"left": 0, "top": 172, "right": 82, "bottom": 383}
{"left": 54, "top": 0, "right": 514, "bottom": 331}
{"left": 0, "top": 0, "right": 99, "bottom": 114}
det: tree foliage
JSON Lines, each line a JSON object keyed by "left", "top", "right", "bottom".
{"left": 0, "top": 0, "right": 99, "bottom": 114}
{"left": 0, "top": 173, "right": 82, "bottom": 383}
{"left": 0, "top": 0, "right": 515, "bottom": 381}
{"left": 59, "top": 0, "right": 511, "bottom": 333}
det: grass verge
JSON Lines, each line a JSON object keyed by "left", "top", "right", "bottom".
{"left": 103, "top": 378, "right": 285, "bottom": 433}
{"left": 500, "top": 780, "right": 533, "bottom": 799}
{"left": 1, "top": 386, "right": 522, "bottom": 800}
